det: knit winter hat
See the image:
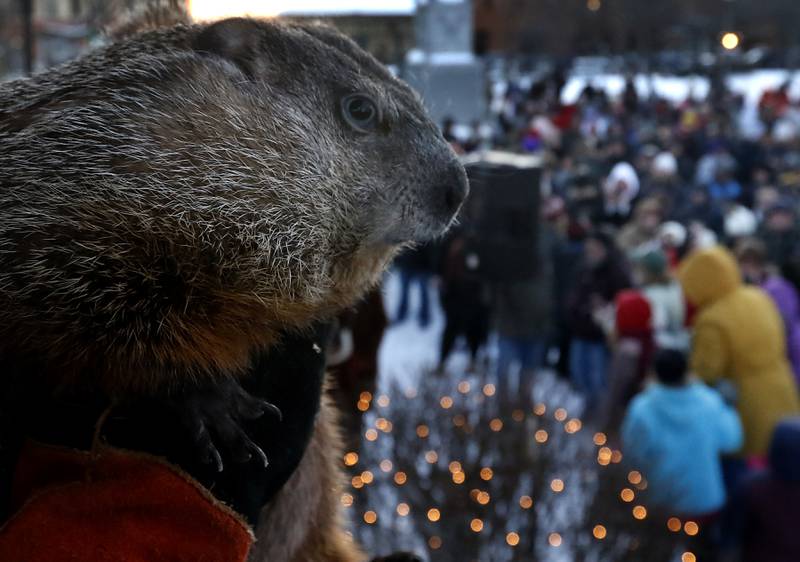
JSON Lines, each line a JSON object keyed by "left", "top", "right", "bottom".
{"left": 635, "top": 248, "right": 668, "bottom": 277}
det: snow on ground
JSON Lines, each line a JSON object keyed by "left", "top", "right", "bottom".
{"left": 560, "top": 68, "right": 800, "bottom": 107}
{"left": 370, "top": 270, "right": 591, "bottom": 561}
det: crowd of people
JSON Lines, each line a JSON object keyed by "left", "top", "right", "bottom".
{"left": 392, "top": 74, "right": 800, "bottom": 560}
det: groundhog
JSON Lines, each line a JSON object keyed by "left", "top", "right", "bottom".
{"left": 0, "top": 3, "right": 467, "bottom": 561}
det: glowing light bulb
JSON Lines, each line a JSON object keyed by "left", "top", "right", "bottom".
{"left": 593, "top": 525, "right": 607, "bottom": 539}
{"left": 721, "top": 32, "right": 740, "bottom": 50}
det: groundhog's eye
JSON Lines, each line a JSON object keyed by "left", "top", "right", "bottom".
{"left": 341, "top": 94, "right": 381, "bottom": 133}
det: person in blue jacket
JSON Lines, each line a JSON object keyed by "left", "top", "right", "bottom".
{"left": 621, "top": 348, "right": 743, "bottom": 517}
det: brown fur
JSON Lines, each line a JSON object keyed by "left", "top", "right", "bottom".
{"left": 0, "top": 12, "right": 462, "bottom": 397}
{"left": 251, "top": 382, "right": 365, "bottom": 562}
{"left": 0, "top": 4, "right": 466, "bottom": 560}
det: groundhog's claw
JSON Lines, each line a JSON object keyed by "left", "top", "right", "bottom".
{"left": 174, "top": 379, "right": 280, "bottom": 472}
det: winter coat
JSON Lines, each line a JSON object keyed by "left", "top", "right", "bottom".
{"left": 494, "top": 231, "right": 554, "bottom": 340}
{"left": 678, "top": 246, "right": 800, "bottom": 456}
{"left": 641, "top": 281, "right": 690, "bottom": 352}
{"left": 736, "top": 417, "right": 800, "bottom": 562}
{"left": 621, "top": 382, "right": 742, "bottom": 515}
{"left": 568, "top": 256, "right": 630, "bottom": 341}
{"left": 761, "top": 275, "right": 800, "bottom": 384}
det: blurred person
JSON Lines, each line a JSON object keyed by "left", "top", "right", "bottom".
{"left": 547, "top": 198, "right": 586, "bottom": 378}
{"left": 644, "top": 150, "right": 682, "bottom": 207}
{"left": 707, "top": 162, "right": 742, "bottom": 204}
{"left": 753, "top": 184, "right": 781, "bottom": 223}
{"left": 601, "top": 161, "right": 640, "bottom": 227}
{"left": 695, "top": 147, "right": 736, "bottom": 193}
{"left": 758, "top": 201, "right": 800, "bottom": 288}
{"left": 393, "top": 244, "right": 436, "bottom": 328}
{"left": 567, "top": 230, "right": 631, "bottom": 409}
{"left": 729, "top": 417, "right": 800, "bottom": 562}
{"left": 736, "top": 238, "right": 800, "bottom": 384}
{"left": 616, "top": 197, "right": 664, "bottom": 257}
{"left": 673, "top": 187, "right": 724, "bottom": 236}
{"left": 621, "top": 349, "right": 742, "bottom": 519}
{"left": 759, "top": 82, "right": 792, "bottom": 132}
{"left": 600, "top": 290, "right": 654, "bottom": 433}
{"left": 678, "top": 246, "right": 800, "bottom": 461}
{"left": 659, "top": 221, "right": 688, "bottom": 267}
{"left": 723, "top": 202, "right": 757, "bottom": 243}
{"left": 634, "top": 247, "right": 690, "bottom": 352}
{"left": 493, "top": 231, "right": 554, "bottom": 403}
{"left": 437, "top": 233, "right": 490, "bottom": 374}
{"left": 329, "top": 288, "right": 388, "bottom": 451}
{"left": 686, "top": 221, "right": 719, "bottom": 252}
{"left": 565, "top": 166, "right": 604, "bottom": 226}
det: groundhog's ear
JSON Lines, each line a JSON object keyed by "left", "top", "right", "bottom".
{"left": 193, "top": 18, "right": 264, "bottom": 78}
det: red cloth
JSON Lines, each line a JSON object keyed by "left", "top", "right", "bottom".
{"left": 0, "top": 441, "right": 253, "bottom": 562}
{"left": 615, "top": 290, "right": 655, "bottom": 384}
{"left": 615, "top": 290, "right": 652, "bottom": 336}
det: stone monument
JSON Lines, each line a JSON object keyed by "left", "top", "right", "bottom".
{"left": 404, "top": 0, "right": 485, "bottom": 124}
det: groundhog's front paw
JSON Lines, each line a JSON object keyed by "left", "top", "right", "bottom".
{"left": 171, "top": 379, "right": 281, "bottom": 472}
{"left": 371, "top": 553, "right": 423, "bottom": 562}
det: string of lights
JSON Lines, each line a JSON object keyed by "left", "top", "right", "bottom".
{"left": 342, "top": 379, "right": 699, "bottom": 560}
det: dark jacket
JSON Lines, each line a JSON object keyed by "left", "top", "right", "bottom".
{"left": 568, "top": 254, "right": 630, "bottom": 341}
{"left": 737, "top": 417, "right": 800, "bottom": 562}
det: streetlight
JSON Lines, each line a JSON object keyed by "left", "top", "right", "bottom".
{"left": 721, "top": 32, "right": 740, "bottom": 50}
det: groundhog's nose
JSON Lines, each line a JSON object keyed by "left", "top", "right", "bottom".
{"left": 435, "top": 166, "right": 469, "bottom": 221}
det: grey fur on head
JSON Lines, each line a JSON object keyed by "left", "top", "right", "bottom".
{"left": 0, "top": 16, "right": 467, "bottom": 394}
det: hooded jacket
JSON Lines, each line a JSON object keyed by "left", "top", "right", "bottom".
{"left": 679, "top": 246, "right": 800, "bottom": 456}
{"left": 761, "top": 275, "right": 800, "bottom": 385}
{"left": 621, "top": 382, "right": 742, "bottom": 515}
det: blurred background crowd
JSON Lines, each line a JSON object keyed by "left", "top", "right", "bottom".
{"left": 398, "top": 68, "right": 800, "bottom": 561}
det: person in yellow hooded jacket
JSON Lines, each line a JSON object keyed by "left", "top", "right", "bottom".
{"left": 679, "top": 245, "right": 800, "bottom": 458}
